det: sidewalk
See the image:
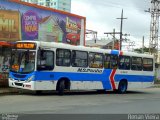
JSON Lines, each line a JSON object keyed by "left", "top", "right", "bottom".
{"left": 0, "top": 87, "right": 19, "bottom": 95}
{"left": 154, "top": 83, "right": 160, "bottom": 88}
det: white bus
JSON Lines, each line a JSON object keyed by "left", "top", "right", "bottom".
{"left": 9, "top": 41, "right": 155, "bottom": 95}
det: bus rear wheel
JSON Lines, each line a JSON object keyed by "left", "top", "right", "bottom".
{"left": 58, "top": 80, "right": 65, "bottom": 95}
{"left": 118, "top": 80, "right": 127, "bottom": 94}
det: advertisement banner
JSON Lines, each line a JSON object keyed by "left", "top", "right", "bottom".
{"left": 0, "top": 10, "right": 21, "bottom": 41}
{"left": 22, "top": 10, "right": 39, "bottom": 40}
{"left": 0, "top": 0, "right": 85, "bottom": 45}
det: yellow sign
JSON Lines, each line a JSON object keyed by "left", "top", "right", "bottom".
{"left": 16, "top": 43, "right": 36, "bottom": 49}
{"left": 11, "top": 64, "right": 19, "bottom": 71}
{"left": 0, "top": 10, "right": 21, "bottom": 41}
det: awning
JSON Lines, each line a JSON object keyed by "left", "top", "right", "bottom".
{"left": 0, "top": 41, "right": 14, "bottom": 47}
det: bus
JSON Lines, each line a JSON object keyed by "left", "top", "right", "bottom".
{"left": 9, "top": 41, "right": 155, "bottom": 95}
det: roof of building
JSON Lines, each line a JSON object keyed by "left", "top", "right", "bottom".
{"left": 85, "top": 39, "right": 113, "bottom": 47}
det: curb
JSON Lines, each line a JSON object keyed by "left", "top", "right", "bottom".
{"left": 0, "top": 88, "right": 19, "bottom": 95}
{"left": 154, "top": 84, "right": 160, "bottom": 88}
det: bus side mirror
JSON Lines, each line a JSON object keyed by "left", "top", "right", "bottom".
{"left": 155, "top": 63, "right": 159, "bottom": 68}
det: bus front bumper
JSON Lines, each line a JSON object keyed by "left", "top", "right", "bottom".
{"left": 9, "top": 78, "right": 34, "bottom": 90}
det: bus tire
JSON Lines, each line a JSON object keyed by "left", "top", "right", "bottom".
{"left": 35, "top": 90, "right": 42, "bottom": 95}
{"left": 58, "top": 80, "right": 65, "bottom": 95}
{"left": 118, "top": 80, "right": 127, "bottom": 94}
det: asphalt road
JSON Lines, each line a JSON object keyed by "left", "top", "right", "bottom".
{"left": 0, "top": 88, "right": 160, "bottom": 120}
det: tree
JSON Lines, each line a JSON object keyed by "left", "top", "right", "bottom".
{"left": 134, "top": 47, "right": 158, "bottom": 54}
{"left": 134, "top": 47, "right": 150, "bottom": 53}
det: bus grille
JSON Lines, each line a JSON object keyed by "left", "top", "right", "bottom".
{"left": 15, "top": 82, "right": 23, "bottom": 86}
{"left": 13, "top": 74, "right": 26, "bottom": 78}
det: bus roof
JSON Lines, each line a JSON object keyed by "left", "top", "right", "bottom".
{"left": 16, "top": 41, "right": 154, "bottom": 58}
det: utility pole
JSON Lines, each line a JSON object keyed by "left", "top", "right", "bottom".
{"left": 117, "top": 9, "right": 127, "bottom": 50}
{"left": 104, "top": 29, "right": 129, "bottom": 50}
{"left": 86, "top": 29, "right": 98, "bottom": 43}
{"left": 104, "top": 29, "right": 121, "bottom": 50}
{"left": 142, "top": 36, "right": 145, "bottom": 53}
{"left": 145, "top": 0, "right": 160, "bottom": 61}
{"left": 112, "top": 29, "right": 115, "bottom": 49}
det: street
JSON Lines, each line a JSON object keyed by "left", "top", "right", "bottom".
{"left": 0, "top": 88, "right": 160, "bottom": 114}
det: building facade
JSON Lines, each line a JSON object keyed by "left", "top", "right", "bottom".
{"left": 86, "top": 39, "right": 120, "bottom": 50}
{"left": 21, "top": 0, "right": 71, "bottom": 12}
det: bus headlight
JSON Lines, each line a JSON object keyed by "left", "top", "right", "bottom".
{"left": 9, "top": 77, "right": 14, "bottom": 81}
{"left": 26, "top": 75, "right": 35, "bottom": 83}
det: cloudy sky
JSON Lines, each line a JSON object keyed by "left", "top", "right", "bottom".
{"left": 71, "top": 0, "right": 151, "bottom": 50}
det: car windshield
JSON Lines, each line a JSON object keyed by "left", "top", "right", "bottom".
{"left": 10, "top": 50, "right": 36, "bottom": 73}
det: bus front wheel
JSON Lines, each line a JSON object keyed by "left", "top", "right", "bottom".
{"left": 58, "top": 80, "right": 65, "bottom": 95}
{"left": 118, "top": 80, "right": 127, "bottom": 94}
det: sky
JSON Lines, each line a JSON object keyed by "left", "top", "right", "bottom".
{"left": 71, "top": 0, "right": 151, "bottom": 50}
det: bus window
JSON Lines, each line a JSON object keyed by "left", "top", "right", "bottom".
{"left": 143, "top": 58, "right": 153, "bottom": 71}
{"left": 119, "top": 56, "right": 130, "bottom": 70}
{"left": 131, "top": 57, "right": 142, "bottom": 71}
{"left": 10, "top": 50, "right": 36, "bottom": 73}
{"left": 37, "top": 50, "right": 54, "bottom": 71}
{"left": 104, "top": 54, "right": 111, "bottom": 69}
{"left": 56, "top": 49, "right": 71, "bottom": 67}
{"left": 104, "top": 54, "right": 118, "bottom": 69}
{"left": 89, "top": 53, "right": 103, "bottom": 68}
{"left": 72, "top": 50, "right": 88, "bottom": 67}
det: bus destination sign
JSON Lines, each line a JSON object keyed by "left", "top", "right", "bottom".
{"left": 16, "top": 43, "right": 36, "bottom": 49}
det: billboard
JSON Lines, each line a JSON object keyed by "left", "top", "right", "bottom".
{"left": 0, "top": 10, "right": 21, "bottom": 41}
{"left": 0, "top": 0, "right": 86, "bottom": 45}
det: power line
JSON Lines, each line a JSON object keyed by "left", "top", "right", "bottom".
{"left": 104, "top": 29, "right": 120, "bottom": 49}
{"left": 104, "top": 9, "right": 128, "bottom": 50}
{"left": 89, "top": 1, "right": 149, "bottom": 12}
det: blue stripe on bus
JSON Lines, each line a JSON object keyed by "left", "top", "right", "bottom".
{"left": 111, "top": 50, "right": 119, "bottom": 55}
{"left": 114, "top": 75, "right": 154, "bottom": 82}
{"left": 9, "top": 72, "right": 35, "bottom": 81}
{"left": 10, "top": 70, "right": 154, "bottom": 90}
{"left": 33, "top": 71, "right": 154, "bottom": 82}
{"left": 34, "top": 70, "right": 113, "bottom": 90}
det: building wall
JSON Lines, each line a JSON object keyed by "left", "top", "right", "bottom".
{"left": 57, "top": 0, "right": 71, "bottom": 12}
{"left": 21, "top": 0, "right": 38, "bottom": 4}
{"left": 21, "top": 0, "right": 71, "bottom": 12}
{"left": 157, "top": 52, "right": 160, "bottom": 64}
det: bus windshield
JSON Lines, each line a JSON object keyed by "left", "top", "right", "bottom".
{"left": 10, "top": 50, "right": 36, "bottom": 73}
